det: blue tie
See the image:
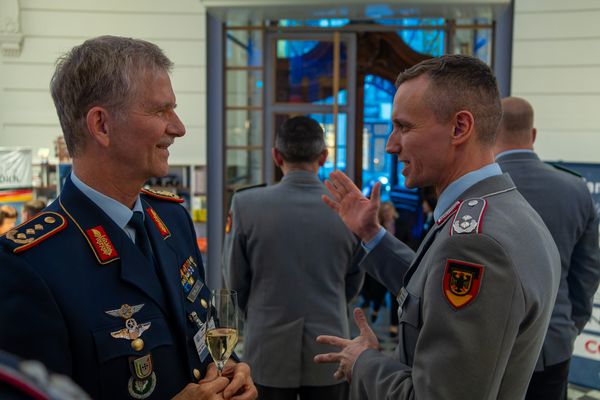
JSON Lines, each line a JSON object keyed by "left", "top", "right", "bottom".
{"left": 128, "top": 211, "right": 154, "bottom": 263}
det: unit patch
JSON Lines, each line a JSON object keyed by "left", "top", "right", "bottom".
{"left": 443, "top": 259, "right": 484, "bottom": 310}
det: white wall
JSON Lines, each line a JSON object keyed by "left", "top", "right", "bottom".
{"left": 512, "top": 0, "right": 600, "bottom": 162}
{"left": 0, "top": 0, "right": 207, "bottom": 165}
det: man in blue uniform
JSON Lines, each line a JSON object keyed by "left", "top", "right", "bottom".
{"left": 0, "top": 36, "right": 256, "bottom": 400}
{"left": 495, "top": 96, "right": 600, "bottom": 400}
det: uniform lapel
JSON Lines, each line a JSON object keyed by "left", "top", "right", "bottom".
{"left": 58, "top": 177, "right": 168, "bottom": 314}
{"left": 142, "top": 204, "right": 187, "bottom": 338}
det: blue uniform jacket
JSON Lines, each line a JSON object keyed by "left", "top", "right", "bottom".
{"left": 0, "top": 177, "right": 213, "bottom": 399}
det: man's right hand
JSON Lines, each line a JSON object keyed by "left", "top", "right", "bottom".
{"left": 322, "top": 170, "right": 382, "bottom": 242}
{"left": 171, "top": 378, "right": 229, "bottom": 400}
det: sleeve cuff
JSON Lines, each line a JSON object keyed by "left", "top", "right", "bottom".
{"left": 361, "top": 227, "right": 386, "bottom": 253}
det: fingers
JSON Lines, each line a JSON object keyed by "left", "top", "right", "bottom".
{"left": 353, "top": 307, "right": 373, "bottom": 337}
{"left": 224, "top": 363, "right": 255, "bottom": 400}
{"left": 313, "top": 351, "right": 342, "bottom": 364}
{"left": 371, "top": 181, "right": 382, "bottom": 204}
{"left": 201, "top": 363, "right": 218, "bottom": 382}
{"left": 333, "top": 364, "right": 345, "bottom": 381}
{"left": 322, "top": 194, "right": 340, "bottom": 212}
{"left": 316, "top": 334, "right": 351, "bottom": 348}
{"left": 199, "top": 376, "right": 230, "bottom": 393}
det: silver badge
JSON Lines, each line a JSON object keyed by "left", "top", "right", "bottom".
{"left": 453, "top": 215, "right": 478, "bottom": 233}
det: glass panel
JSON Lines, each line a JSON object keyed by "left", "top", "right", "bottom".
{"left": 226, "top": 149, "right": 263, "bottom": 186}
{"left": 226, "top": 110, "right": 263, "bottom": 147}
{"left": 226, "top": 29, "right": 263, "bottom": 67}
{"left": 397, "top": 29, "right": 445, "bottom": 56}
{"left": 278, "top": 19, "right": 350, "bottom": 28}
{"left": 453, "top": 28, "right": 493, "bottom": 65}
{"left": 275, "top": 39, "right": 348, "bottom": 105}
{"left": 226, "top": 69, "right": 263, "bottom": 108}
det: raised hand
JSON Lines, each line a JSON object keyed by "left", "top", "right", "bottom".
{"left": 313, "top": 308, "right": 380, "bottom": 382}
{"left": 322, "top": 170, "right": 382, "bottom": 242}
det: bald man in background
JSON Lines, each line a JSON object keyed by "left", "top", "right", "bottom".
{"left": 495, "top": 96, "right": 600, "bottom": 400}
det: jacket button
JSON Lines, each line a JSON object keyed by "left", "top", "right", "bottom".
{"left": 193, "top": 368, "right": 201, "bottom": 380}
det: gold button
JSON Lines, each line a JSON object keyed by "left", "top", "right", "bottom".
{"left": 200, "top": 299, "right": 208, "bottom": 309}
{"left": 193, "top": 368, "right": 201, "bottom": 380}
{"left": 131, "top": 338, "right": 144, "bottom": 351}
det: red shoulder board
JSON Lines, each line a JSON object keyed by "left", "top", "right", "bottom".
{"left": 146, "top": 207, "right": 171, "bottom": 239}
{"left": 140, "top": 188, "right": 184, "bottom": 203}
{"left": 2, "top": 212, "right": 67, "bottom": 254}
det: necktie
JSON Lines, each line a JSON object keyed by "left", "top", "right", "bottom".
{"left": 128, "top": 211, "right": 154, "bottom": 263}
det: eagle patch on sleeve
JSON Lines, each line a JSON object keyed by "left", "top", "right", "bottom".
{"left": 443, "top": 259, "right": 484, "bottom": 310}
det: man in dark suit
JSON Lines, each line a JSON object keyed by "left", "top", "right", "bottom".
{"left": 223, "top": 116, "right": 363, "bottom": 400}
{"left": 314, "top": 55, "right": 560, "bottom": 399}
{"left": 0, "top": 36, "right": 256, "bottom": 400}
{"left": 495, "top": 96, "right": 600, "bottom": 400}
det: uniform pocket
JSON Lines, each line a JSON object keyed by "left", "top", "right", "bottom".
{"left": 92, "top": 316, "right": 174, "bottom": 364}
{"left": 397, "top": 290, "right": 421, "bottom": 365}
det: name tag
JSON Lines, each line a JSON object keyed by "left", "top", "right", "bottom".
{"left": 193, "top": 318, "right": 215, "bottom": 362}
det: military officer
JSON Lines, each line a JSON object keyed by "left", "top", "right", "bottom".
{"left": 314, "top": 55, "right": 561, "bottom": 399}
{"left": 0, "top": 36, "right": 256, "bottom": 400}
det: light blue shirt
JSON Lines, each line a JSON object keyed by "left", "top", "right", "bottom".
{"left": 70, "top": 172, "right": 144, "bottom": 242}
{"left": 363, "top": 163, "right": 503, "bottom": 252}
{"left": 495, "top": 149, "right": 535, "bottom": 160}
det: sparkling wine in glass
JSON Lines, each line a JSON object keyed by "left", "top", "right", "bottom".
{"left": 206, "top": 289, "right": 239, "bottom": 376}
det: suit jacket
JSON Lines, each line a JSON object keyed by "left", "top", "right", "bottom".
{"left": 0, "top": 177, "right": 213, "bottom": 400}
{"left": 223, "top": 171, "right": 364, "bottom": 387}
{"left": 352, "top": 174, "right": 560, "bottom": 400}
{"left": 498, "top": 151, "right": 600, "bottom": 369}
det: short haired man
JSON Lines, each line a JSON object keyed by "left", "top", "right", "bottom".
{"left": 495, "top": 96, "right": 600, "bottom": 400}
{"left": 223, "top": 116, "right": 364, "bottom": 400}
{"left": 0, "top": 36, "right": 256, "bottom": 400}
{"left": 21, "top": 199, "right": 47, "bottom": 222}
{"left": 314, "top": 55, "right": 561, "bottom": 399}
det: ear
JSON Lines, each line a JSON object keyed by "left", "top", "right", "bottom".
{"left": 531, "top": 127, "right": 537, "bottom": 144}
{"left": 451, "top": 110, "right": 475, "bottom": 145}
{"left": 317, "top": 149, "right": 329, "bottom": 166}
{"left": 86, "top": 106, "right": 111, "bottom": 148}
{"left": 271, "top": 148, "right": 284, "bottom": 167}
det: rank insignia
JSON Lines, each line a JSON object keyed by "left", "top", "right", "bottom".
{"left": 451, "top": 198, "right": 487, "bottom": 236}
{"left": 128, "top": 354, "right": 156, "bottom": 399}
{"left": 180, "top": 257, "right": 197, "bottom": 295}
{"left": 443, "top": 260, "right": 484, "bottom": 310}
{"left": 146, "top": 207, "right": 170, "bottom": 239}
{"left": 225, "top": 212, "right": 232, "bottom": 234}
{"left": 141, "top": 187, "right": 184, "bottom": 203}
{"left": 3, "top": 212, "right": 67, "bottom": 253}
{"left": 85, "top": 226, "right": 119, "bottom": 263}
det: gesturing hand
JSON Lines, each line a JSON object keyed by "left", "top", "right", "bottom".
{"left": 313, "top": 308, "right": 380, "bottom": 382}
{"left": 322, "top": 171, "right": 382, "bottom": 242}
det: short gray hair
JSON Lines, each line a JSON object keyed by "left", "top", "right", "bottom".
{"left": 50, "top": 35, "right": 173, "bottom": 157}
{"left": 275, "top": 116, "right": 326, "bottom": 163}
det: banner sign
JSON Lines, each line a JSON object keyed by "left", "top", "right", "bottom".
{"left": 555, "top": 162, "right": 600, "bottom": 389}
{"left": 0, "top": 148, "right": 32, "bottom": 189}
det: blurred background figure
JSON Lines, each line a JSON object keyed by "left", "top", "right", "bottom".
{"left": 0, "top": 206, "right": 17, "bottom": 235}
{"left": 21, "top": 199, "right": 47, "bottom": 222}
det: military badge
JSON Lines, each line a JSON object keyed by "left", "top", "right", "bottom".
{"left": 225, "top": 212, "right": 232, "bottom": 234}
{"left": 451, "top": 198, "right": 487, "bottom": 236}
{"left": 180, "top": 257, "right": 197, "bottom": 295}
{"left": 146, "top": 207, "right": 170, "bottom": 239}
{"left": 106, "top": 304, "right": 150, "bottom": 351}
{"left": 141, "top": 187, "right": 184, "bottom": 203}
{"left": 128, "top": 354, "right": 156, "bottom": 399}
{"left": 443, "top": 260, "right": 484, "bottom": 310}
{"left": 85, "top": 226, "right": 119, "bottom": 263}
{"left": 3, "top": 212, "right": 67, "bottom": 253}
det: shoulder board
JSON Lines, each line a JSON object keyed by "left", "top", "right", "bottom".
{"left": 451, "top": 198, "right": 487, "bottom": 236}
{"left": 235, "top": 183, "right": 267, "bottom": 193}
{"left": 546, "top": 162, "right": 583, "bottom": 178}
{"left": 0, "top": 211, "right": 67, "bottom": 254}
{"left": 141, "top": 188, "right": 184, "bottom": 203}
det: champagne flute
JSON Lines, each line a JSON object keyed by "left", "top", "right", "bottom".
{"left": 205, "top": 289, "right": 239, "bottom": 376}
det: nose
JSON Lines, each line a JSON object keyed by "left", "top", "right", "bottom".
{"left": 386, "top": 129, "right": 401, "bottom": 155}
{"left": 167, "top": 110, "right": 186, "bottom": 137}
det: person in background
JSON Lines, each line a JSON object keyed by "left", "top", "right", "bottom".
{"left": 495, "top": 96, "right": 600, "bottom": 400}
{"left": 21, "top": 199, "right": 47, "bottom": 222}
{"left": 0, "top": 205, "right": 18, "bottom": 235}
{"left": 313, "top": 54, "right": 560, "bottom": 400}
{"left": 0, "top": 35, "right": 256, "bottom": 400}
{"left": 223, "top": 116, "right": 363, "bottom": 400}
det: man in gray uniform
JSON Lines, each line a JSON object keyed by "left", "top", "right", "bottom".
{"left": 314, "top": 55, "right": 561, "bottom": 400}
{"left": 495, "top": 96, "right": 600, "bottom": 400}
{"left": 223, "top": 116, "right": 364, "bottom": 400}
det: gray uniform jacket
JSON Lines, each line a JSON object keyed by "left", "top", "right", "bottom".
{"left": 351, "top": 174, "right": 560, "bottom": 400}
{"left": 498, "top": 151, "right": 600, "bottom": 369}
{"left": 223, "top": 171, "right": 364, "bottom": 388}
